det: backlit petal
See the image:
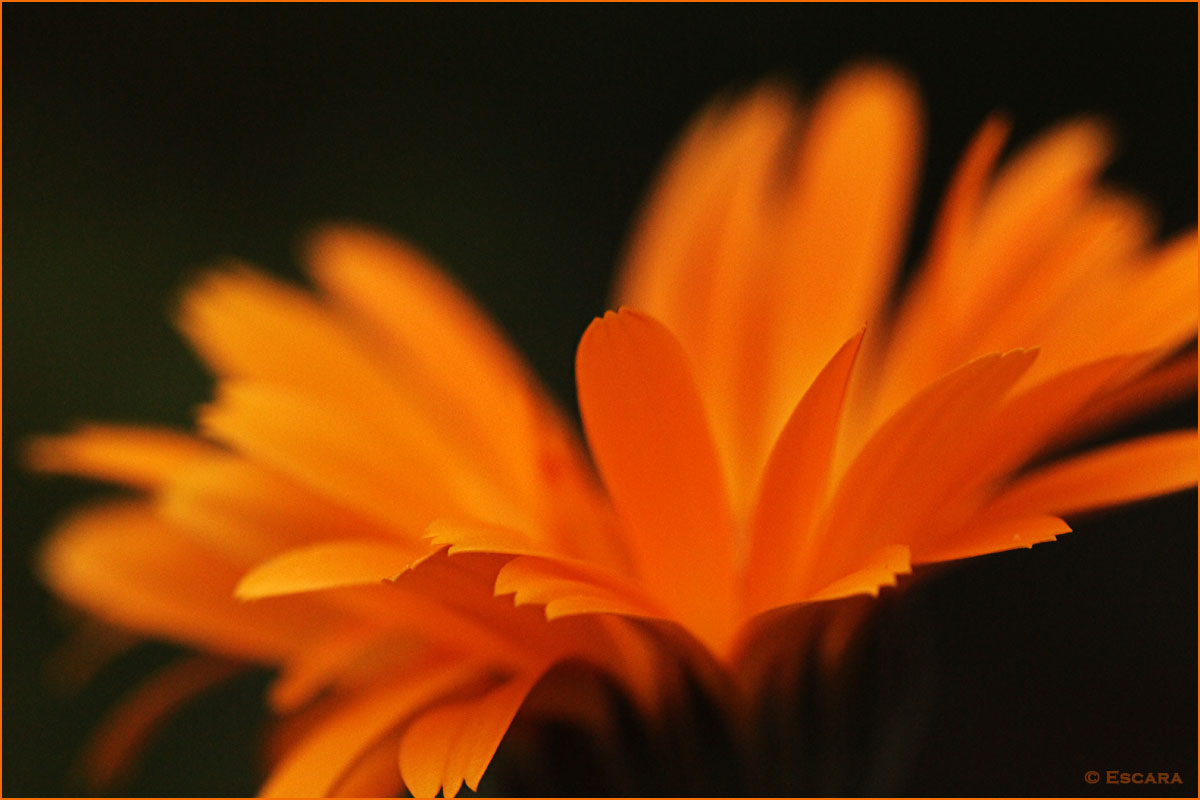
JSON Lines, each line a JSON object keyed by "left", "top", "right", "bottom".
{"left": 743, "top": 329, "right": 864, "bottom": 615}
{"left": 398, "top": 670, "right": 544, "bottom": 798}
{"left": 26, "top": 425, "right": 214, "bottom": 491}
{"left": 38, "top": 503, "right": 325, "bottom": 662}
{"left": 987, "top": 432, "right": 1198, "bottom": 518}
{"left": 804, "top": 350, "right": 1038, "bottom": 594}
{"left": 576, "top": 309, "right": 738, "bottom": 651}
{"left": 236, "top": 540, "right": 428, "bottom": 600}
{"left": 915, "top": 515, "right": 1070, "bottom": 564}
{"left": 261, "top": 659, "right": 486, "bottom": 797}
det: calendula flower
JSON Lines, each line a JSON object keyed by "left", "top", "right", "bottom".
{"left": 31, "top": 64, "right": 1197, "bottom": 797}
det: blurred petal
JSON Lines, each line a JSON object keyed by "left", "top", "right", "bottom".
{"left": 79, "top": 657, "right": 242, "bottom": 789}
{"left": 159, "top": 455, "right": 401, "bottom": 565}
{"left": 329, "top": 735, "right": 405, "bottom": 798}
{"left": 874, "top": 119, "right": 1117, "bottom": 419}
{"left": 767, "top": 66, "right": 922, "bottom": 431}
{"left": 38, "top": 503, "right": 325, "bottom": 662}
{"left": 261, "top": 659, "right": 486, "bottom": 797}
{"left": 26, "top": 425, "right": 213, "bottom": 491}
{"left": 306, "top": 226, "right": 567, "bottom": 524}
{"left": 988, "top": 431, "right": 1198, "bottom": 518}
{"left": 616, "top": 86, "right": 797, "bottom": 510}
{"left": 1057, "top": 350, "right": 1197, "bottom": 445}
{"left": 399, "top": 670, "right": 544, "bottom": 798}
{"left": 200, "top": 381, "right": 527, "bottom": 534}
{"left": 182, "top": 269, "right": 538, "bottom": 532}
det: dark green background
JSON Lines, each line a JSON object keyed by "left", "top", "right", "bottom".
{"left": 5, "top": 4, "right": 1196, "bottom": 797}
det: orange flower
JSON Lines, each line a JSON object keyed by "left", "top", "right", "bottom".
{"left": 31, "top": 64, "right": 1197, "bottom": 797}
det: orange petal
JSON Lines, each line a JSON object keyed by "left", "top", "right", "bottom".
{"left": 915, "top": 515, "right": 1071, "bottom": 564}
{"left": 398, "top": 670, "right": 544, "bottom": 798}
{"left": 79, "top": 656, "right": 242, "bottom": 789}
{"left": 614, "top": 85, "right": 795, "bottom": 345}
{"left": 389, "top": 550, "right": 593, "bottom": 669}
{"left": 743, "top": 329, "right": 864, "bottom": 615}
{"left": 25, "top": 425, "right": 213, "bottom": 491}
{"left": 615, "top": 68, "right": 921, "bottom": 512}
{"left": 949, "top": 119, "right": 1113, "bottom": 337}
{"left": 967, "top": 354, "right": 1143, "bottom": 478}
{"left": 200, "top": 381, "right": 529, "bottom": 535}
{"left": 159, "top": 455, "right": 403, "bottom": 566}
{"left": 329, "top": 734, "right": 405, "bottom": 798}
{"left": 1057, "top": 350, "right": 1198, "bottom": 446}
{"left": 182, "top": 269, "right": 538, "bottom": 531}
{"left": 426, "top": 518, "right": 653, "bottom": 615}
{"left": 873, "top": 118, "right": 1115, "bottom": 420}
{"left": 617, "top": 86, "right": 798, "bottom": 511}
{"left": 38, "top": 503, "right": 325, "bottom": 662}
{"left": 306, "top": 226, "right": 556, "bottom": 514}
{"left": 968, "top": 191, "right": 1154, "bottom": 361}
{"left": 805, "top": 350, "right": 1038, "bottom": 595}
{"left": 424, "top": 518, "right": 546, "bottom": 557}
{"left": 987, "top": 431, "right": 1198, "bottom": 519}
{"left": 894, "top": 354, "right": 1144, "bottom": 558}
{"left": 260, "top": 659, "right": 486, "bottom": 797}
{"left": 871, "top": 114, "right": 1010, "bottom": 422}
{"left": 575, "top": 309, "right": 738, "bottom": 652}
{"left": 807, "top": 544, "right": 911, "bottom": 603}
{"left": 768, "top": 66, "right": 922, "bottom": 430}
{"left": 1023, "top": 229, "right": 1198, "bottom": 384}
{"left": 236, "top": 539, "right": 429, "bottom": 600}
{"left": 494, "top": 555, "right": 666, "bottom": 620}
{"left": 268, "top": 625, "right": 396, "bottom": 713}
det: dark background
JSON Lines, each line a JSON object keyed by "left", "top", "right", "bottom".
{"left": 4, "top": 3, "right": 1196, "bottom": 797}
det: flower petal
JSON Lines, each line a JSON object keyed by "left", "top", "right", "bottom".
{"left": 916, "top": 515, "right": 1071, "bottom": 564}
{"left": 804, "top": 350, "right": 1038, "bottom": 595}
{"left": 268, "top": 625, "right": 396, "bottom": 713}
{"left": 260, "top": 659, "right": 486, "bottom": 797}
{"left": 987, "top": 431, "right": 1198, "bottom": 518}
{"left": 743, "top": 329, "right": 864, "bottom": 615}
{"left": 767, "top": 65, "right": 922, "bottom": 426}
{"left": 616, "top": 86, "right": 797, "bottom": 511}
{"left": 807, "top": 544, "right": 911, "bottom": 603}
{"left": 1057, "top": 350, "right": 1197, "bottom": 445}
{"left": 200, "top": 381, "right": 530, "bottom": 535}
{"left": 329, "top": 734, "right": 405, "bottom": 798}
{"left": 873, "top": 118, "right": 1117, "bottom": 420}
{"left": 79, "top": 656, "right": 242, "bottom": 789}
{"left": 25, "top": 425, "right": 214, "bottom": 491}
{"left": 398, "top": 670, "right": 545, "bottom": 798}
{"left": 181, "top": 269, "right": 540, "bottom": 532}
{"left": 616, "top": 68, "right": 922, "bottom": 511}
{"left": 159, "top": 455, "right": 402, "bottom": 565}
{"left": 235, "top": 540, "right": 428, "bottom": 600}
{"left": 1023, "top": 229, "right": 1198, "bottom": 384}
{"left": 38, "top": 503, "right": 327, "bottom": 662}
{"left": 494, "top": 555, "right": 666, "bottom": 620}
{"left": 305, "top": 226, "right": 555, "bottom": 509}
{"left": 576, "top": 309, "right": 738, "bottom": 652}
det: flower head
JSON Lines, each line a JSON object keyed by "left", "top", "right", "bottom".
{"left": 31, "top": 64, "right": 1197, "bottom": 796}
